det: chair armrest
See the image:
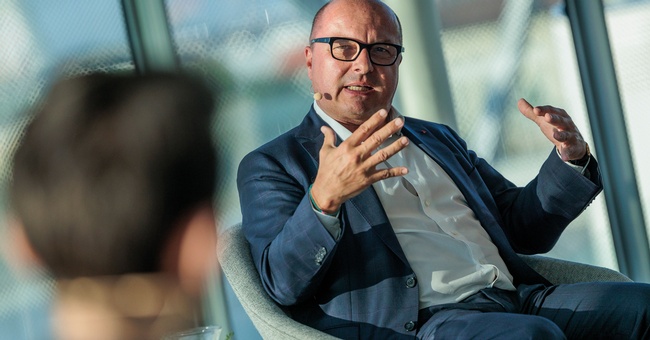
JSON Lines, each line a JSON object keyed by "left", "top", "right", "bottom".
{"left": 217, "top": 224, "right": 339, "bottom": 340}
{"left": 518, "top": 254, "right": 632, "bottom": 284}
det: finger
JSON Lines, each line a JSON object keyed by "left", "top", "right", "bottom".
{"left": 368, "top": 166, "right": 409, "bottom": 182}
{"left": 371, "top": 134, "right": 409, "bottom": 160}
{"left": 360, "top": 117, "right": 404, "bottom": 157}
{"left": 538, "top": 109, "right": 579, "bottom": 133}
{"left": 535, "top": 105, "right": 568, "bottom": 117}
{"left": 347, "top": 109, "right": 388, "bottom": 145}
{"left": 552, "top": 128, "right": 567, "bottom": 142}
{"left": 517, "top": 98, "right": 537, "bottom": 120}
{"left": 320, "top": 125, "right": 337, "bottom": 149}
{"left": 535, "top": 106, "right": 573, "bottom": 126}
{"left": 554, "top": 128, "right": 581, "bottom": 144}
{"left": 524, "top": 101, "right": 576, "bottom": 131}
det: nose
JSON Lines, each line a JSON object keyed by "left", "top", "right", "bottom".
{"left": 352, "top": 47, "right": 374, "bottom": 74}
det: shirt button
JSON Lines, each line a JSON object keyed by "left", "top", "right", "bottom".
{"left": 404, "top": 321, "right": 416, "bottom": 332}
{"left": 315, "top": 247, "right": 327, "bottom": 265}
{"left": 406, "top": 276, "right": 417, "bottom": 288}
{"left": 424, "top": 200, "right": 430, "bottom": 207}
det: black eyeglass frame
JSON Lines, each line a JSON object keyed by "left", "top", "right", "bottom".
{"left": 310, "top": 37, "right": 405, "bottom": 66}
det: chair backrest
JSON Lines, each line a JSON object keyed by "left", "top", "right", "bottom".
{"left": 216, "top": 223, "right": 338, "bottom": 340}
{"left": 217, "top": 223, "right": 631, "bottom": 339}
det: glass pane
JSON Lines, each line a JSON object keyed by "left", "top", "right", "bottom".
{"left": 437, "top": 0, "right": 617, "bottom": 269}
{"left": 0, "top": 1, "right": 133, "bottom": 338}
{"left": 165, "top": 1, "right": 325, "bottom": 338}
{"left": 604, "top": 0, "right": 650, "bottom": 248}
{"left": 166, "top": 0, "right": 325, "bottom": 229}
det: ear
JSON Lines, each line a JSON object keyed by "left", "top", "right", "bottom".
{"left": 305, "top": 45, "right": 314, "bottom": 80}
{"left": 3, "top": 217, "right": 45, "bottom": 273}
{"left": 160, "top": 202, "right": 218, "bottom": 296}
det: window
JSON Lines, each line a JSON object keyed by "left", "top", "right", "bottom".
{"left": 436, "top": 0, "right": 617, "bottom": 268}
{"left": 165, "top": 1, "right": 326, "bottom": 337}
{"left": 0, "top": 1, "right": 131, "bottom": 338}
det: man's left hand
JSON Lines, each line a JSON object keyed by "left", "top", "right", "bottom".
{"left": 518, "top": 98, "right": 588, "bottom": 161}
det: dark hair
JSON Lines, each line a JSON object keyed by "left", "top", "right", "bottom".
{"left": 10, "top": 72, "right": 218, "bottom": 278}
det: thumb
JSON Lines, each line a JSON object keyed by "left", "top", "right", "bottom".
{"left": 320, "top": 126, "right": 337, "bottom": 148}
{"left": 517, "top": 98, "right": 536, "bottom": 121}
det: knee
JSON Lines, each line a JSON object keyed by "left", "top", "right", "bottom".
{"left": 513, "top": 317, "right": 565, "bottom": 340}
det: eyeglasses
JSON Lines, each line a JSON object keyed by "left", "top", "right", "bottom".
{"left": 310, "top": 37, "right": 404, "bottom": 66}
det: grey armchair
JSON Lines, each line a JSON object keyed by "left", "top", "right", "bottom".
{"left": 216, "top": 223, "right": 630, "bottom": 339}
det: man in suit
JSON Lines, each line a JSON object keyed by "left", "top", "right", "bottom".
{"left": 237, "top": 0, "right": 650, "bottom": 338}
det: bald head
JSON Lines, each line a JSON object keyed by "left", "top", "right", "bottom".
{"left": 310, "top": 0, "right": 402, "bottom": 43}
{"left": 305, "top": 0, "right": 403, "bottom": 129}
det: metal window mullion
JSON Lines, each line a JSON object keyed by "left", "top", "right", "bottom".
{"left": 383, "top": 0, "right": 458, "bottom": 130}
{"left": 566, "top": 0, "right": 650, "bottom": 282}
{"left": 122, "top": 0, "right": 178, "bottom": 73}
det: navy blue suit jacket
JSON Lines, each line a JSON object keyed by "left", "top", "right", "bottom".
{"left": 237, "top": 107, "right": 602, "bottom": 339}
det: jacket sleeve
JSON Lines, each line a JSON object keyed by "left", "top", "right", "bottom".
{"left": 473, "top": 145, "right": 603, "bottom": 254}
{"left": 237, "top": 147, "right": 341, "bottom": 306}
{"left": 428, "top": 123, "right": 603, "bottom": 254}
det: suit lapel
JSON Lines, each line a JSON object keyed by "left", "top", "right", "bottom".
{"left": 347, "top": 188, "right": 410, "bottom": 264}
{"left": 296, "top": 107, "right": 410, "bottom": 264}
{"left": 296, "top": 107, "right": 327, "bottom": 161}
{"left": 402, "top": 122, "right": 472, "bottom": 191}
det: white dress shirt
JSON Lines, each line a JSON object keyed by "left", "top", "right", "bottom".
{"left": 310, "top": 102, "right": 583, "bottom": 309}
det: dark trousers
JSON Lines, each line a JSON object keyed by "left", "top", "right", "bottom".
{"left": 417, "top": 282, "right": 650, "bottom": 339}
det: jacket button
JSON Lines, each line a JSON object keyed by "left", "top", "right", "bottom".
{"left": 406, "top": 276, "right": 417, "bottom": 288}
{"left": 315, "top": 247, "right": 327, "bottom": 265}
{"left": 404, "top": 321, "right": 416, "bottom": 332}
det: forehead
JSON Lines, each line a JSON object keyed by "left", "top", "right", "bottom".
{"left": 315, "top": 1, "right": 400, "bottom": 43}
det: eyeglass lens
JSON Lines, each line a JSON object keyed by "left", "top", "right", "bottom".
{"left": 331, "top": 38, "right": 398, "bottom": 65}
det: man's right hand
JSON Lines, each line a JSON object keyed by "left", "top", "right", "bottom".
{"left": 310, "top": 109, "right": 410, "bottom": 214}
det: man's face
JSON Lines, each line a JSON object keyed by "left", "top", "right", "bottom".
{"left": 305, "top": 1, "right": 402, "bottom": 128}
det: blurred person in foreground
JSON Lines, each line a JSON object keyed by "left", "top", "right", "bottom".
{"left": 237, "top": 0, "right": 650, "bottom": 339}
{"left": 7, "top": 72, "right": 219, "bottom": 340}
